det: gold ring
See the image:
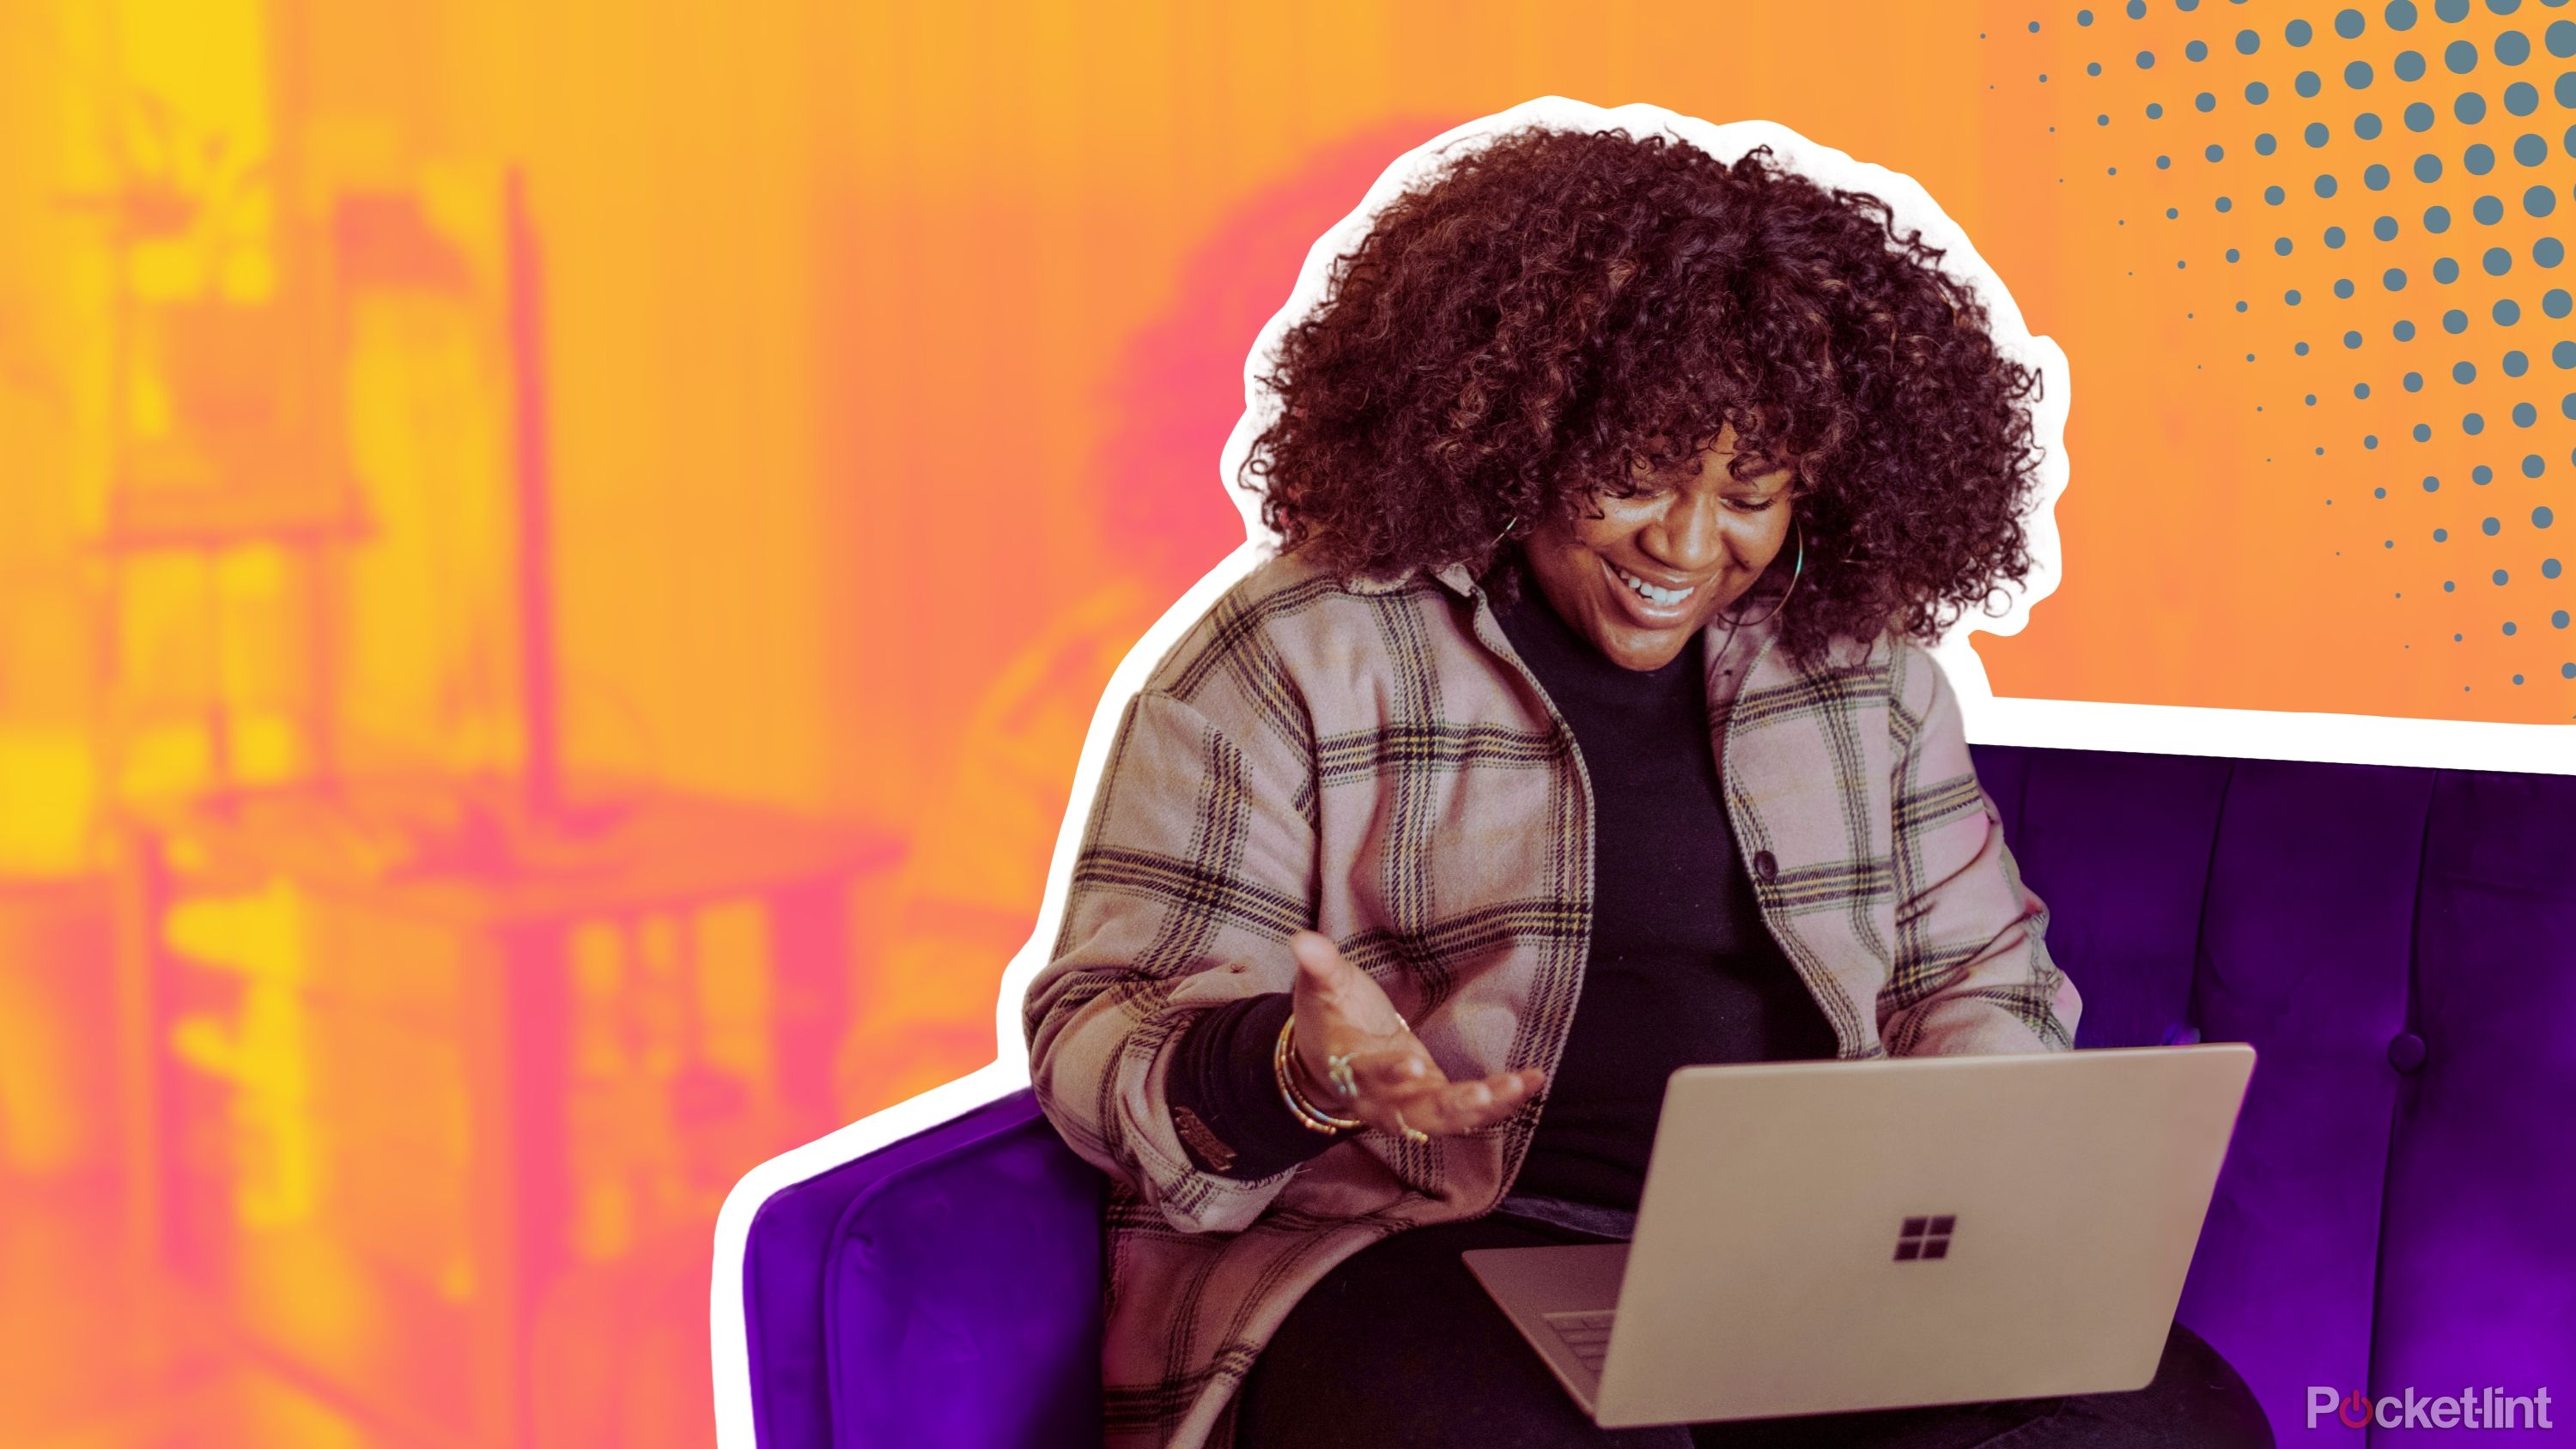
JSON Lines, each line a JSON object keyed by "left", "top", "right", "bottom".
{"left": 1392, "top": 1108, "right": 1430, "bottom": 1146}
{"left": 1325, "top": 1052, "right": 1359, "bottom": 1102}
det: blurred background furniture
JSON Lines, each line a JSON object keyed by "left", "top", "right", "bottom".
{"left": 740, "top": 745, "right": 2576, "bottom": 1449}
{"left": 125, "top": 779, "right": 896, "bottom": 1446}
{"left": 45, "top": 68, "right": 913, "bottom": 1445}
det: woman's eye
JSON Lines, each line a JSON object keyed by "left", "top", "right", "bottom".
{"left": 1726, "top": 495, "right": 1780, "bottom": 513}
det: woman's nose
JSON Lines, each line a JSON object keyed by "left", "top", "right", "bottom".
{"left": 1641, "top": 489, "right": 1728, "bottom": 573}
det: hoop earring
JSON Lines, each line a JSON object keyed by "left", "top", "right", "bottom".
{"left": 1732, "top": 520, "right": 1803, "bottom": 628}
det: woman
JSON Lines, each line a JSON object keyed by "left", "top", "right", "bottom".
{"left": 1024, "top": 125, "right": 2270, "bottom": 1449}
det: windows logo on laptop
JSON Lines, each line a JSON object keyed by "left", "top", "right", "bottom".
{"left": 1893, "top": 1215, "right": 1957, "bottom": 1261}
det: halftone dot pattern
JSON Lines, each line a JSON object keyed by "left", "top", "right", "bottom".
{"left": 2014, "top": 0, "right": 2573, "bottom": 705}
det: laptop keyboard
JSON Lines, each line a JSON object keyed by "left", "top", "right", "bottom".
{"left": 1542, "top": 1309, "right": 1617, "bottom": 1375}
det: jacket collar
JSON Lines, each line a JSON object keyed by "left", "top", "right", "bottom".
{"left": 1339, "top": 561, "right": 1484, "bottom": 599}
{"left": 1334, "top": 557, "right": 1838, "bottom": 729}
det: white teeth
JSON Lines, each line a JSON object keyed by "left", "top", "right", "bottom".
{"left": 1613, "top": 565, "right": 1695, "bottom": 607}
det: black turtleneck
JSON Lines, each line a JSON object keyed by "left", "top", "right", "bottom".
{"left": 1493, "top": 573, "right": 1838, "bottom": 1211}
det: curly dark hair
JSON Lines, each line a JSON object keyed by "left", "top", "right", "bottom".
{"left": 1239, "top": 124, "right": 2045, "bottom": 664}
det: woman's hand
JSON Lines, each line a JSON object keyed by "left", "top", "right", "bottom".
{"left": 1287, "top": 930, "right": 1545, "bottom": 1140}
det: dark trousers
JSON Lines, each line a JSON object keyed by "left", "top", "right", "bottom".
{"left": 1232, "top": 1214, "right": 2274, "bottom": 1449}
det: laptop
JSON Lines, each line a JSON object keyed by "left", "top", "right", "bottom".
{"left": 1462, "top": 1044, "right": 2256, "bottom": 1429}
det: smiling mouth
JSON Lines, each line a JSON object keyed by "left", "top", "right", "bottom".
{"left": 1610, "top": 562, "right": 1698, "bottom": 608}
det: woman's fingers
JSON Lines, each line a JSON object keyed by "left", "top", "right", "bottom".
{"left": 1291, "top": 931, "right": 1413, "bottom": 1035}
{"left": 1343, "top": 1046, "right": 1431, "bottom": 1097}
{"left": 1315, "top": 1036, "right": 1548, "bottom": 1136}
{"left": 1363, "top": 1066, "right": 1545, "bottom": 1137}
{"left": 1289, "top": 931, "right": 1353, "bottom": 998}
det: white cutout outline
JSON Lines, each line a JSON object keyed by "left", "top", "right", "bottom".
{"left": 711, "top": 94, "right": 2573, "bottom": 1449}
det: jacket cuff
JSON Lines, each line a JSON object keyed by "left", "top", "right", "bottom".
{"left": 1164, "top": 991, "right": 1346, "bottom": 1180}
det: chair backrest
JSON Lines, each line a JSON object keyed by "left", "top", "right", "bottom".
{"left": 1975, "top": 745, "right": 2576, "bottom": 1440}
{"left": 744, "top": 1089, "right": 1106, "bottom": 1448}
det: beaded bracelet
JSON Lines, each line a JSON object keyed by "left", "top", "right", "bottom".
{"left": 1274, "top": 1014, "right": 1364, "bottom": 1134}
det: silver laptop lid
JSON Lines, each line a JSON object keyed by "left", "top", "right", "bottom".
{"left": 1595, "top": 1045, "right": 2255, "bottom": 1428}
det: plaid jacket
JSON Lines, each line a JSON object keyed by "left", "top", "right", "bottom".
{"left": 1022, "top": 549, "right": 2080, "bottom": 1449}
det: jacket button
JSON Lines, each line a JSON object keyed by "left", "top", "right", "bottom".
{"left": 1751, "top": 850, "right": 1777, "bottom": 882}
{"left": 2386, "top": 1032, "right": 2428, "bottom": 1074}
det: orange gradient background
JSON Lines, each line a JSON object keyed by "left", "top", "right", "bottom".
{"left": 0, "top": 1, "right": 2568, "bottom": 1446}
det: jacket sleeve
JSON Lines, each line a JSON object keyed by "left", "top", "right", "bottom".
{"left": 1164, "top": 990, "right": 1346, "bottom": 1180}
{"left": 1877, "top": 645, "right": 2082, "bottom": 1056}
{"left": 1020, "top": 685, "right": 1322, "bottom": 1234}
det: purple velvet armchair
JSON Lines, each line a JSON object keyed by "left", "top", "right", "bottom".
{"left": 738, "top": 746, "right": 2576, "bottom": 1446}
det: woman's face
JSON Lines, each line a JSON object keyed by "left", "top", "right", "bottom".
{"left": 1520, "top": 426, "right": 1797, "bottom": 672}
